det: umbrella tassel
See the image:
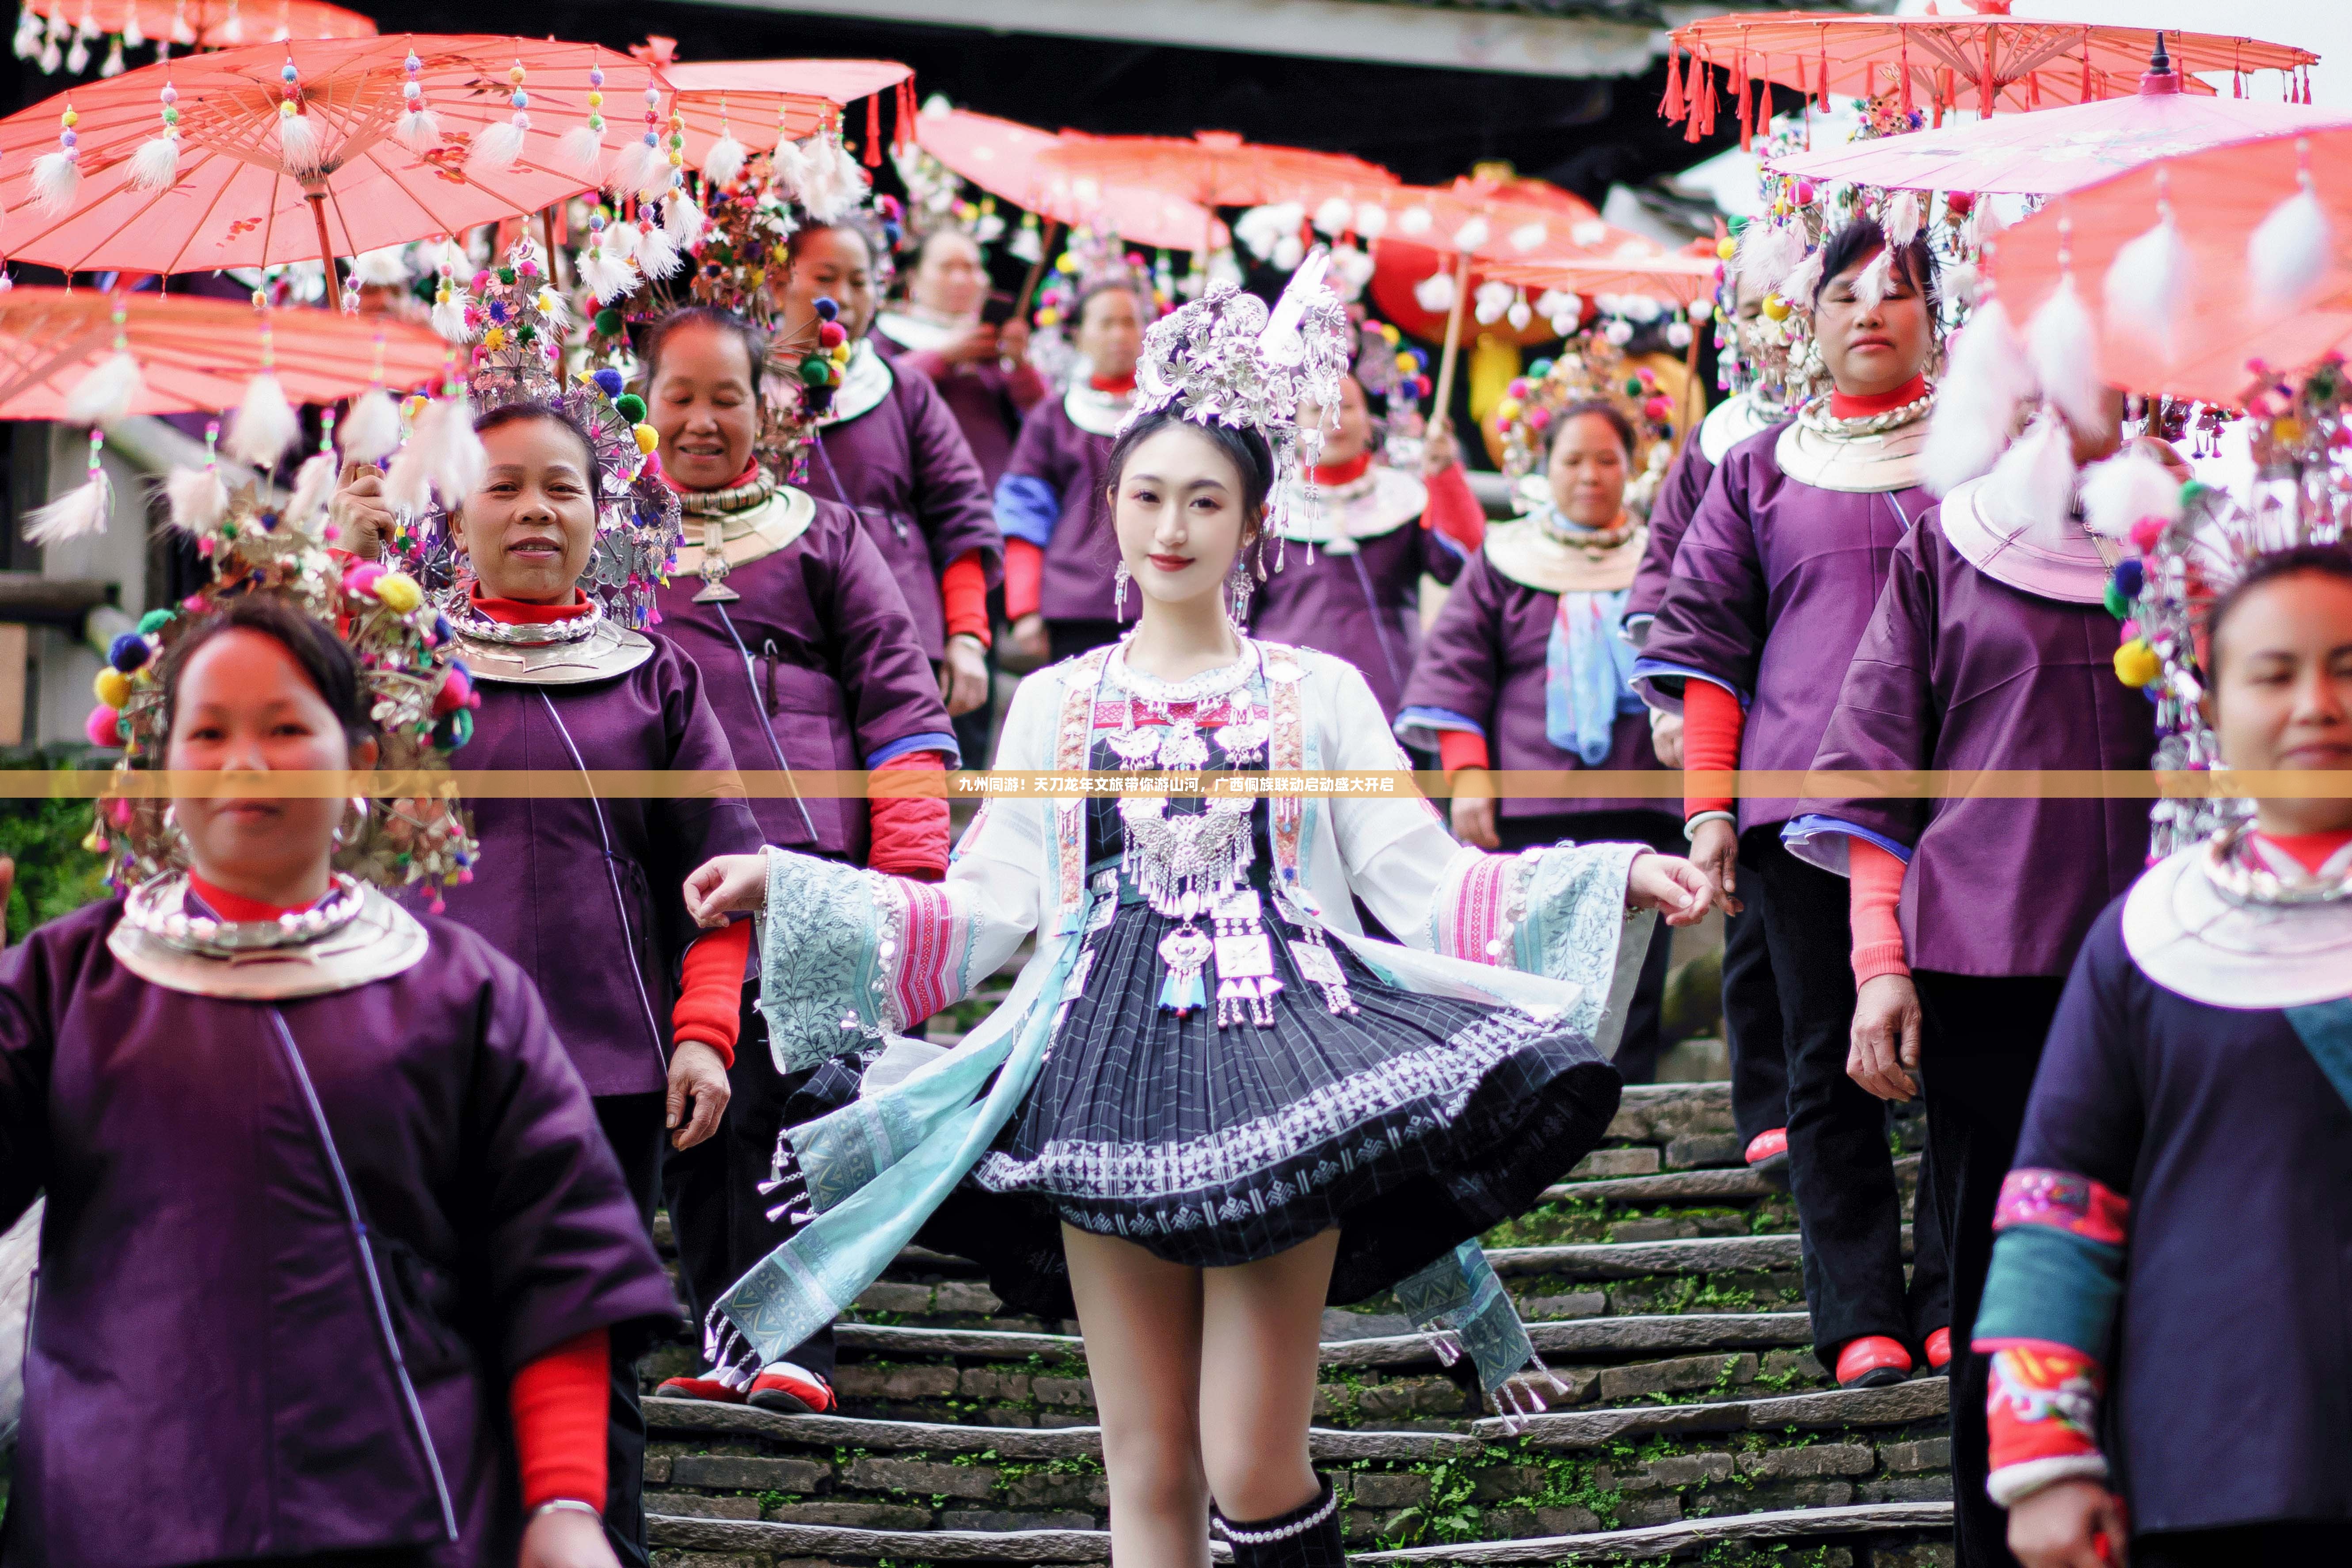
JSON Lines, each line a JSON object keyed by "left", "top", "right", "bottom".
{"left": 466, "top": 117, "right": 525, "bottom": 175}
{"left": 663, "top": 186, "right": 704, "bottom": 244}
{"left": 702, "top": 128, "right": 746, "bottom": 188}
{"left": 165, "top": 464, "right": 229, "bottom": 536}
{"left": 635, "top": 221, "right": 681, "bottom": 281}
{"left": 1659, "top": 48, "right": 1685, "bottom": 121}
{"left": 1884, "top": 190, "right": 1921, "bottom": 249}
{"left": 284, "top": 450, "right": 336, "bottom": 533}
{"left": 2027, "top": 272, "right": 2105, "bottom": 437}
{"left": 1899, "top": 42, "right": 1914, "bottom": 116}
{"left": 26, "top": 428, "right": 111, "bottom": 546}
{"left": 31, "top": 149, "right": 80, "bottom": 217}
{"left": 1923, "top": 295, "right": 2032, "bottom": 497}
{"left": 65, "top": 349, "right": 143, "bottom": 425}
{"left": 1986, "top": 411, "right": 2078, "bottom": 536}
{"left": 396, "top": 106, "right": 441, "bottom": 154}
{"left": 225, "top": 371, "right": 299, "bottom": 471}
{"left": 2080, "top": 443, "right": 2185, "bottom": 542}
{"left": 129, "top": 132, "right": 179, "bottom": 192}
{"left": 339, "top": 387, "right": 401, "bottom": 464}
{"left": 864, "top": 91, "right": 882, "bottom": 167}
{"left": 2103, "top": 183, "right": 2192, "bottom": 366}
{"left": 2249, "top": 156, "right": 2332, "bottom": 312}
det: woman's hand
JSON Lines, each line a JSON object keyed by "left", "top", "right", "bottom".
{"left": 1649, "top": 708, "right": 1684, "bottom": 769}
{"left": 329, "top": 463, "right": 395, "bottom": 560}
{"left": 1449, "top": 773, "right": 1500, "bottom": 849}
{"left": 685, "top": 853, "right": 770, "bottom": 927}
{"left": 2008, "top": 1479, "right": 2129, "bottom": 1568}
{"left": 518, "top": 1506, "right": 619, "bottom": 1568}
{"left": 941, "top": 633, "right": 990, "bottom": 717}
{"left": 1008, "top": 613, "right": 1050, "bottom": 667}
{"left": 1421, "top": 418, "right": 1461, "bottom": 478}
{"left": 1686, "top": 817, "right": 1742, "bottom": 915}
{"left": 666, "top": 1040, "right": 731, "bottom": 1151}
{"left": 1848, "top": 972, "right": 1922, "bottom": 1102}
{"left": 1628, "top": 853, "right": 1714, "bottom": 927}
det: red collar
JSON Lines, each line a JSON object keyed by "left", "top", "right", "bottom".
{"left": 2256, "top": 829, "right": 2352, "bottom": 875}
{"left": 188, "top": 873, "right": 327, "bottom": 924}
{"left": 1089, "top": 373, "right": 1136, "bottom": 395}
{"left": 1311, "top": 452, "right": 1374, "bottom": 487}
{"left": 468, "top": 584, "right": 595, "bottom": 624}
{"left": 659, "top": 457, "right": 761, "bottom": 497}
{"left": 1829, "top": 374, "right": 1928, "bottom": 420}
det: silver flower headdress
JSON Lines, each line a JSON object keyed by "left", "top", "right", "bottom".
{"left": 1123, "top": 248, "right": 1351, "bottom": 540}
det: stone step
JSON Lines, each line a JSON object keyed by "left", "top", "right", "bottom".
{"left": 650, "top": 1515, "right": 1117, "bottom": 1563}
{"left": 1350, "top": 1500, "right": 1956, "bottom": 1565}
{"left": 1477, "top": 1375, "right": 1950, "bottom": 1449}
{"left": 1541, "top": 1152, "right": 1922, "bottom": 1209}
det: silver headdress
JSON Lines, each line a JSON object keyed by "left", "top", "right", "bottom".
{"left": 1123, "top": 248, "right": 1351, "bottom": 541}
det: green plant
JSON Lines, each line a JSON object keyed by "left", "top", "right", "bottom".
{"left": 0, "top": 751, "right": 113, "bottom": 944}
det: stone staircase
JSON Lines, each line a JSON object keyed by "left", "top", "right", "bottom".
{"left": 643, "top": 1080, "right": 1955, "bottom": 1568}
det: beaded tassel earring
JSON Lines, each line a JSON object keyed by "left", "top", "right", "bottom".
{"left": 1113, "top": 560, "right": 1130, "bottom": 619}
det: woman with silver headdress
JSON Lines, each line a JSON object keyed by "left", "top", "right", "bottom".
{"left": 1974, "top": 531, "right": 2352, "bottom": 1568}
{"left": 679, "top": 252, "right": 1716, "bottom": 1568}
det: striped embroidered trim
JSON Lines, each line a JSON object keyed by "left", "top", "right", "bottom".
{"left": 1994, "top": 1168, "right": 2130, "bottom": 1246}
{"left": 893, "top": 880, "right": 969, "bottom": 1030}
{"left": 1431, "top": 846, "right": 1519, "bottom": 967}
{"left": 1053, "top": 647, "right": 1117, "bottom": 927}
{"left": 1268, "top": 660, "right": 1305, "bottom": 892}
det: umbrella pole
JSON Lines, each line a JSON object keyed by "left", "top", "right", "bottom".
{"left": 1015, "top": 220, "right": 1062, "bottom": 319}
{"left": 1429, "top": 248, "right": 1473, "bottom": 442}
{"left": 1680, "top": 307, "right": 1704, "bottom": 454}
{"left": 305, "top": 191, "right": 342, "bottom": 311}
{"left": 542, "top": 207, "right": 565, "bottom": 294}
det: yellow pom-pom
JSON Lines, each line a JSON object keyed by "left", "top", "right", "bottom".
{"left": 2275, "top": 416, "right": 2306, "bottom": 445}
{"left": 482, "top": 326, "right": 507, "bottom": 350}
{"left": 1495, "top": 396, "right": 1523, "bottom": 422}
{"left": 1381, "top": 323, "right": 1401, "bottom": 345}
{"left": 81, "top": 830, "right": 106, "bottom": 854}
{"left": 1762, "top": 295, "right": 1791, "bottom": 321}
{"left": 374, "top": 572, "right": 422, "bottom": 613}
{"left": 1036, "top": 308, "right": 1060, "bottom": 327}
{"left": 1394, "top": 352, "right": 1417, "bottom": 374}
{"left": 2113, "top": 639, "right": 2160, "bottom": 688}
{"left": 587, "top": 90, "right": 603, "bottom": 108}
{"left": 830, "top": 343, "right": 852, "bottom": 365}
{"left": 61, "top": 108, "right": 77, "bottom": 127}
{"left": 93, "top": 667, "right": 131, "bottom": 709}
{"left": 1716, "top": 236, "right": 1738, "bottom": 261}
{"left": 633, "top": 423, "right": 659, "bottom": 454}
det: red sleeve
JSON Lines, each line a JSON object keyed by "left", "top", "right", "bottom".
{"left": 941, "top": 550, "right": 991, "bottom": 646}
{"left": 1005, "top": 360, "right": 1048, "bottom": 411}
{"left": 671, "top": 920, "right": 750, "bottom": 1066}
{"left": 1849, "top": 838, "right": 1910, "bottom": 984}
{"left": 1004, "top": 538, "right": 1044, "bottom": 621}
{"left": 1437, "top": 729, "right": 1490, "bottom": 776}
{"left": 510, "top": 1327, "right": 608, "bottom": 1514}
{"left": 1420, "top": 462, "right": 1486, "bottom": 554}
{"left": 1682, "top": 678, "right": 1745, "bottom": 820}
{"left": 869, "top": 752, "right": 950, "bottom": 881}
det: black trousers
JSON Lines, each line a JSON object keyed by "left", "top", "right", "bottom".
{"left": 660, "top": 984, "right": 837, "bottom": 1382}
{"left": 2135, "top": 1522, "right": 2348, "bottom": 1566}
{"left": 1722, "top": 846, "right": 1791, "bottom": 1146}
{"left": 1047, "top": 617, "right": 1127, "bottom": 663}
{"left": 1746, "top": 833, "right": 1943, "bottom": 1358}
{"left": 1915, "top": 970, "right": 2066, "bottom": 1568}
{"left": 592, "top": 1092, "right": 667, "bottom": 1568}
{"left": 1496, "top": 811, "right": 1684, "bottom": 1085}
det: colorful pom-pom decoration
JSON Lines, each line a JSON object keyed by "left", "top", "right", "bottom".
{"left": 108, "top": 632, "right": 151, "bottom": 672}
{"left": 632, "top": 424, "right": 659, "bottom": 454}
{"left": 594, "top": 367, "right": 626, "bottom": 397}
{"left": 92, "top": 667, "right": 132, "bottom": 708}
{"left": 2113, "top": 639, "right": 2161, "bottom": 688}
{"left": 374, "top": 571, "right": 423, "bottom": 613}
{"left": 613, "top": 392, "right": 647, "bottom": 423}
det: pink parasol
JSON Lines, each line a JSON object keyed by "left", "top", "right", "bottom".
{"left": 1037, "top": 130, "right": 1395, "bottom": 215}
{"left": 1771, "top": 42, "right": 2352, "bottom": 196}
{"left": 1662, "top": 6, "right": 2318, "bottom": 148}
{"left": 0, "top": 35, "right": 649, "bottom": 285}
{"left": 17, "top": 0, "right": 374, "bottom": 69}
{"left": 1480, "top": 251, "right": 1720, "bottom": 310}
{"left": 660, "top": 58, "right": 911, "bottom": 105}
{"left": 914, "top": 105, "right": 1223, "bottom": 253}
{"left": 1989, "top": 126, "right": 2352, "bottom": 407}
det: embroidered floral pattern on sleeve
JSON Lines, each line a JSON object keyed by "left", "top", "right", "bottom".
{"left": 1985, "top": 1341, "right": 2109, "bottom": 1505}
{"left": 1994, "top": 1168, "right": 2131, "bottom": 1245}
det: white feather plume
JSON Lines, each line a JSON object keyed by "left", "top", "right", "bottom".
{"left": 224, "top": 372, "right": 300, "bottom": 469}
{"left": 1971, "top": 202, "right": 2008, "bottom": 246}
{"left": 2249, "top": 185, "right": 2333, "bottom": 312}
{"left": 634, "top": 223, "right": 681, "bottom": 280}
{"left": 65, "top": 350, "right": 144, "bottom": 424}
{"left": 620, "top": 140, "right": 669, "bottom": 198}
{"left": 427, "top": 396, "right": 485, "bottom": 507}
{"left": 663, "top": 188, "right": 704, "bottom": 244}
{"left": 702, "top": 130, "right": 746, "bottom": 188}
{"left": 464, "top": 119, "right": 525, "bottom": 176}
{"left": 771, "top": 136, "right": 812, "bottom": 198}
{"left": 394, "top": 107, "right": 441, "bottom": 154}
{"left": 1852, "top": 245, "right": 1896, "bottom": 307}
{"left": 1884, "top": 190, "right": 1922, "bottom": 248}
{"left": 30, "top": 150, "right": 80, "bottom": 215}
{"left": 128, "top": 133, "right": 180, "bottom": 191}
{"left": 1780, "top": 249, "right": 1824, "bottom": 313}
{"left": 1735, "top": 221, "right": 1803, "bottom": 296}
{"left": 2080, "top": 442, "right": 2185, "bottom": 541}
{"left": 25, "top": 469, "right": 110, "bottom": 544}
{"left": 608, "top": 221, "right": 644, "bottom": 263}
{"left": 1942, "top": 260, "right": 1982, "bottom": 308}
{"left": 1984, "top": 411, "right": 2077, "bottom": 536}
{"left": 164, "top": 464, "right": 229, "bottom": 533}
{"left": 1923, "top": 296, "right": 2036, "bottom": 497}
{"left": 430, "top": 287, "right": 471, "bottom": 343}
{"left": 2026, "top": 276, "right": 2107, "bottom": 438}
{"left": 556, "top": 122, "right": 603, "bottom": 182}
{"left": 384, "top": 439, "right": 433, "bottom": 515}
{"left": 277, "top": 111, "right": 324, "bottom": 176}
{"left": 2103, "top": 211, "right": 2193, "bottom": 364}
{"left": 338, "top": 387, "right": 401, "bottom": 463}
{"left": 284, "top": 451, "right": 336, "bottom": 532}
{"left": 579, "top": 250, "right": 636, "bottom": 304}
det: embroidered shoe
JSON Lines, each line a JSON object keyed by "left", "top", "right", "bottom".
{"left": 1744, "top": 1127, "right": 1791, "bottom": 1191}
{"left": 654, "top": 1374, "right": 747, "bottom": 1404}
{"left": 1834, "top": 1335, "right": 1914, "bottom": 1389}
{"left": 1923, "top": 1326, "right": 1952, "bottom": 1371}
{"left": 747, "top": 1362, "right": 837, "bottom": 1415}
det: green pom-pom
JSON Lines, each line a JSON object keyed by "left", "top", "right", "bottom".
{"left": 800, "top": 357, "right": 832, "bottom": 387}
{"left": 137, "top": 608, "right": 175, "bottom": 636}
{"left": 594, "top": 308, "right": 624, "bottom": 336}
{"left": 497, "top": 266, "right": 517, "bottom": 285}
{"left": 1528, "top": 358, "right": 1554, "bottom": 378}
{"left": 2103, "top": 581, "right": 2131, "bottom": 619}
{"left": 2178, "top": 479, "right": 2208, "bottom": 508}
{"left": 614, "top": 392, "right": 646, "bottom": 423}
{"left": 1623, "top": 377, "right": 1643, "bottom": 397}
{"left": 515, "top": 323, "right": 536, "bottom": 344}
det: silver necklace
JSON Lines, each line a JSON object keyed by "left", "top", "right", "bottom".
{"left": 2203, "top": 822, "right": 2352, "bottom": 909}
{"left": 122, "top": 871, "right": 367, "bottom": 956}
{"left": 1795, "top": 388, "right": 1937, "bottom": 438}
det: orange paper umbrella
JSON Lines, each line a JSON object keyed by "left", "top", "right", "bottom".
{"left": 656, "top": 59, "right": 912, "bottom": 185}
{"left": 14, "top": 0, "right": 374, "bottom": 74}
{"left": 0, "top": 284, "right": 446, "bottom": 419}
{"left": 0, "top": 35, "right": 651, "bottom": 287}
{"left": 1481, "top": 252, "right": 1720, "bottom": 310}
{"left": 1989, "top": 126, "right": 2352, "bottom": 408}
{"left": 1037, "top": 130, "right": 1395, "bottom": 217}
{"left": 1662, "top": 5, "right": 2318, "bottom": 148}
{"left": 661, "top": 58, "right": 910, "bottom": 105}
{"left": 914, "top": 105, "right": 1223, "bottom": 252}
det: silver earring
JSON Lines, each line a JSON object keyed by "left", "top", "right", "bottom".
{"left": 1229, "top": 557, "right": 1252, "bottom": 623}
{"left": 1113, "top": 560, "right": 1130, "bottom": 619}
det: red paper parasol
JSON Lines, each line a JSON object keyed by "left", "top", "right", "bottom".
{"left": 0, "top": 35, "right": 650, "bottom": 285}
{"left": 1037, "top": 130, "right": 1395, "bottom": 217}
{"left": 1771, "top": 43, "right": 2352, "bottom": 196}
{"left": 660, "top": 58, "right": 911, "bottom": 105}
{"left": 17, "top": 0, "right": 373, "bottom": 65}
{"left": 914, "top": 106, "right": 1223, "bottom": 252}
{"left": 1365, "top": 172, "right": 1602, "bottom": 345}
{"left": 1480, "top": 251, "right": 1720, "bottom": 309}
{"left": 0, "top": 285, "right": 446, "bottom": 418}
{"left": 1662, "top": 6, "right": 2318, "bottom": 148}
{"left": 1989, "top": 127, "right": 2352, "bottom": 407}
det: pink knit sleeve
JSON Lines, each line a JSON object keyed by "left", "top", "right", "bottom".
{"left": 1849, "top": 838, "right": 1910, "bottom": 985}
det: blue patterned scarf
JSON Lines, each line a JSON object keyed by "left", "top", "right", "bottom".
{"left": 1544, "top": 587, "right": 1642, "bottom": 766}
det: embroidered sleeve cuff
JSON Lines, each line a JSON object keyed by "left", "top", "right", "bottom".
{"left": 1987, "top": 1454, "right": 2112, "bottom": 1510}
{"left": 1780, "top": 814, "right": 1915, "bottom": 878}
{"left": 1976, "top": 1173, "right": 2131, "bottom": 1364}
{"left": 1984, "top": 1341, "right": 2107, "bottom": 1490}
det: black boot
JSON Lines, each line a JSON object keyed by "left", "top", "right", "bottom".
{"left": 1215, "top": 1476, "right": 1346, "bottom": 1568}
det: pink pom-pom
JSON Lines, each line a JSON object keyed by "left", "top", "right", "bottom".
{"left": 471, "top": 269, "right": 493, "bottom": 290}
{"left": 1526, "top": 407, "right": 1552, "bottom": 430}
{"left": 1644, "top": 395, "right": 1675, "bottom": 420}
{"left": 107, "top": 796, "right": 135, "bottom": 827}
{"left": 456, "top": 868, "right": 474, "bottom": 884}
{"left": 1506, "top": 377, "right": 1529, "bottom": 399}
{"left": 433, "top": 665, "right": 474, "bottom": 714}
{"left": 2130, "top": 516, "right": 2166, "bottom": 553}
{"left": 86, "top": 705, "right": 124, "bottom": 746}
{"left": 643, "top": 450, "right": 662, "bottom": 477}
{"left": 2120, "top": 617, "right": 2140, "bottom": 639}
{"left": 343, "top": 561, "right": 385, "bottom": 597}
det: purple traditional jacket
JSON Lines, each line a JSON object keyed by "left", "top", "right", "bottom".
{"left": 441, "top": 636, "right": 764, "bottom": 1097}
{"left": 0, "top": 902, "right": 677, "bottom": 1568}
{"left": 1249, "top": 517, "right": 1466, "bottom": 721}
{"left": 873, "top": 321, "right": 1039, "bottom": 489}
{"left": 1633, "top": 422, "right": 1930, "bottom": 830}
{"left": 810, "top": 350, "right": 1003, "bottom": 658}
{"left": 1396, "top": 548, "right": 1673, "bottom": 821}
{"left": 1625, "top": 435, "right": 1712, "bottom": 637}
{"left": 993, "top": 394, "right": 1118, "bottom": 625}
{"left": 655, "top": 495, "right": 958, "bottom": 863}
{"left": 1785, "top": 514, "right": 2154, "bottom": 976}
